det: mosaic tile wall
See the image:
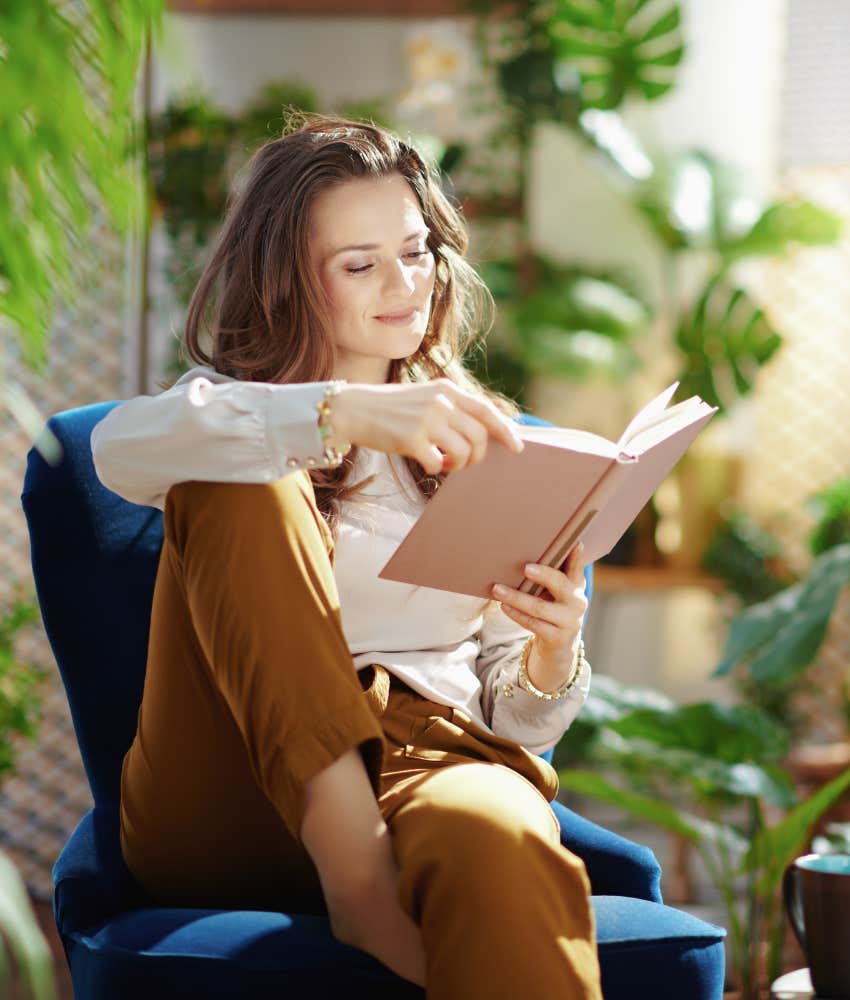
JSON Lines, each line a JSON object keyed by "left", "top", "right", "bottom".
{"left": 740, "top": 165, "right": 850, "bottom": 743}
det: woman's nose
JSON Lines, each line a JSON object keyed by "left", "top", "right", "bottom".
{"left": 382, "top": 259, "right": 417, "bottom": 294}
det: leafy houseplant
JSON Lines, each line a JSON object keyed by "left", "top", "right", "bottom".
{"left": 0, "top": 597, "right": 55, "bottom": 999}
{"left": 1, "top": 0, "right": 163, "bottom": 452}
{"left": 466, "top": 256, "right": 653, "bottom": 410}
{"left": 556, "top": 513, "right": 850, "bottom": 995}
{"left": 807, "top": 478, "right": 850, "bottom": 557}
{"left": 554, "top": 676, "right": 850, "bottom": 999}
{"left": 713, "top": 540, "right": 850, "bottom": 822}
{"left": 2, "top": 3, "right": 161, "bottom": 989}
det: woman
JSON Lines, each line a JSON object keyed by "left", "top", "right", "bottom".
{"left": 92, "top": 112, "right": 601, "bottom": 999}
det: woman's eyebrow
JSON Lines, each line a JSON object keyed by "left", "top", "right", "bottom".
{"left": 328, "top": 229, "right": 429, "bottom": 258}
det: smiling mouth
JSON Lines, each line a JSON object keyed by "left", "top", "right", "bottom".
{"left": 375, "top": 308, "right": 418, "bottom": 321}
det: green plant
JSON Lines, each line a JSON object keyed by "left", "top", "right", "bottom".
{"left": 1, "top": 0, "right": 163, "bottom": 451}
{"left": 702, "top": 480, "right": 850, "bottom": 742}
{"left": 554, "top": 676, "right": 850, "bottom": 998}
{"left": 557, "top": 539, "right": 850, "bottom": 992}
{"left": 0, "top": 595, "right": 54, "bottom": 998}
{"left": 807, "top": 478, "right": 850, "bottom": 556}
{"left": 0, "top": 848, "right": 56, "bottom": 1000}
{"left": 702, "top": 512, "right": 794, "bottom": 606}
{"left": 475, "top": 257, "right": 652, "bottom": 389}
{"left": 701, "top": 511, "right": 803, "bottom": 733}
{"left": 714, "top": 543, "right": 850, "bottom": 691}
{"left": 460, "top": 3, "right": 842, "bottom": 413}
{"left": 453, "top": 0, "right": 678, "bottom": 395}
{"left": 712, "top": 541, "right": 850, "bottom": 754}
{"left": 0, "top": 597, "right": 48, "bottom": 779}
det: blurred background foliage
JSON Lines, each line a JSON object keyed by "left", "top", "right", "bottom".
{"left": 1, "top": 2, "right": 163, "bottom": 995}
{"left": 1, "top": 0, "right": 163, "bottom": 454}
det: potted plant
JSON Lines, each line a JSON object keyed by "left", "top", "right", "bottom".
{"left": 554, "top": 677, "right": 850, "bottom": 999}
{"left": 713, "top": 537, "right": 850, "bottom": 830}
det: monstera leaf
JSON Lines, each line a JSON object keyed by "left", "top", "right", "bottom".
{"left": 512, "top": 271, "right": 651, "bottom": 380}
{"left": 721, "top": 198, "right": 844, "bottom": 265}
{"left": 634, "top": 149, "right": 763, "bottom": 251}
{"left": 714, "top": 543, "right": 850, "bottom": 684}
{"left": 474, "top": 257, "right": 651, "bottom": 382}
{"left": 674, "top": 275, "right": 782, "bottom": 411}
{"left": 548, "top": 0, "right": 685, "bottom": 109}
{"left": 631, "top": 149, "right": 843, "bottom": 258}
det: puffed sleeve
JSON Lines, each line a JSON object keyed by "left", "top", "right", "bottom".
{"left": 91, "top": 365, "right": 336, "bottom": 511}
{"left": 474, "top": 601, "right": 591, "bottom": 755}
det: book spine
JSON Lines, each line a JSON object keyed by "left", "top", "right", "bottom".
{"left": 519, "top": 453, "right": 637, "bottom": 597}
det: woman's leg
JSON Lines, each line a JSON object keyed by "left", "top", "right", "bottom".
{"left": 120, "top": 473, "right": 388, "bottom": 910}
{"left": 374, "top": 682, "right": 603, "bottom": 1000}
{"left": 388, "top": 762, "right": 602, "bottom": 1000}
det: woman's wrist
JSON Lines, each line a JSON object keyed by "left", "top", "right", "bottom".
{"left": 316, "top": 382, "right": 355, "bottom": 463}
{"left": 522, "top": 634, "right": 583, "bottom": 696}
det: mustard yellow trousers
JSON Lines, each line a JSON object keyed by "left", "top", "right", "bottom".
{"left": 119, "top": 472, "right": 603, "bottom": 1000}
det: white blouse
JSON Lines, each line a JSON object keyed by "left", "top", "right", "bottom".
{"left": 90, "top": 365, "right": 591, "bottom": 754}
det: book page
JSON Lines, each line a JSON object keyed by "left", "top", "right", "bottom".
{"left": 516, "top": 424, "right": 619, "bottom": 459}
{"left": 616, "top": 382, "right": 680, "bottom": 447}
{"left": 624, "top": 396, "right": 717, "bottom": 455}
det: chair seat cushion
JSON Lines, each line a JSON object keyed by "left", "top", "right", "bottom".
{"left": 67, "top": 896, "right": 725, "bottom": 1000}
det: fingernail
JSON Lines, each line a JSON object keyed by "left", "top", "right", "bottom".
{"left": 525, "top": 564, "right": 539, "bottom": 576}
{"left": 492, "top": 583, "right": 508, "bottom": 596}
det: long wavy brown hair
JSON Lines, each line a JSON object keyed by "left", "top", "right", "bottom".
{"left": 184, "top": 109, "right": 522, "bottom": 533}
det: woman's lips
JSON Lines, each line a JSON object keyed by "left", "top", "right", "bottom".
{"left": 374, "top": 308, "right": 418, "bottom": 325}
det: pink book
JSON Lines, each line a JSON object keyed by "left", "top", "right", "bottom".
{"left": 378, "top": 383, "right": 718, "bottom": 599}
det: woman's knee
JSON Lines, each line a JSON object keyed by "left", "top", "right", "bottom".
{"left": 393, "top": 764, "right": 570, "bottom": 874}
{"left": 392, "top": 764, "right": 591, "bottom": 923}
{"left": 165, "top": 472, "right": 332, "bottom": 556}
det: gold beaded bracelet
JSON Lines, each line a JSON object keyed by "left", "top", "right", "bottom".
{"left": 516, "top": 635, "right": 586, "bottom": 702}
{"left": 316, "top": 380, "right": 352, "bottom": 468}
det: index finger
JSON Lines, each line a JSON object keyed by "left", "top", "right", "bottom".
{"left": 566, "top": 543, "right": 587, "bottom": 582}
{"left": 459, "top": 392, "right": 525, "bottom": 454}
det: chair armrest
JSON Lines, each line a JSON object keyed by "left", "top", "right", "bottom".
{"left": 551, "top": 799, "right": 663, "bottom": 903}
{"left": 53, "top": 806, "right": 153, "bottom": 937}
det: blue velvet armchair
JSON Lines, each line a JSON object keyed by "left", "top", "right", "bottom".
{"left": 21, "top": 401, "right": 726, "bottom": 999}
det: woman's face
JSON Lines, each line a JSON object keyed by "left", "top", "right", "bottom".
{"left": 308, "top": 171, "right": 437, "bottom": 383}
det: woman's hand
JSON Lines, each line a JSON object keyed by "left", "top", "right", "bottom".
{"left": 328, "top": 379, "right": 525, "bottom": 474}
{"left": 490, "top": 544, "right": 588, "bottom": 692}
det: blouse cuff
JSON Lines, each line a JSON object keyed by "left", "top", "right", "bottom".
{"left": 263, "top": 381, "right": 342, "bottom": 475}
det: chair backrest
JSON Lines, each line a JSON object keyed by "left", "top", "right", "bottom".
{"left": 21, "top": 403, "right": 164, "bottom": 808}
{"left": 20, "top": 404, "right": 590, "bottom": 805}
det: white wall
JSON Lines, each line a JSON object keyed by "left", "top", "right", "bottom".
{"left": 152, "top": 14, "right": 413, "bottom": 114}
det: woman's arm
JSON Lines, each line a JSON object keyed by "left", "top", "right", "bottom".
{"left": 474, "top": 603, "right": 591, "bottom": 756}
{"left": 91, "top": 365, "right": 336, "bottom": 509}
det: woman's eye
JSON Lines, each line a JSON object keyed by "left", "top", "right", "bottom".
{"left": 345, "top": 250, "right": 430, "bottom": 275}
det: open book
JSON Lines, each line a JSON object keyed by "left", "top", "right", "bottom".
{"left": 378, "top": 382, "right": 718, "bottom": 600}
